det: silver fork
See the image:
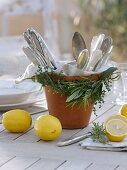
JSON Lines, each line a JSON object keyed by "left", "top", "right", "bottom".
{"left": 24, "top": 31, "right": 48, "bottom": 67}
{"left": 23, "top": 47, "right": 45, "bottom": 67}
{"left": 28, "top": 28, "right": 57, "bottom": 69}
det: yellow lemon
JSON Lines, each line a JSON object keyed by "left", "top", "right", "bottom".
{"left": 34, "top": 115, "right": 62, "bottom": 141}
{"left": 120, "top": 104, "right": 127, "bottom": 118}
{"left": 2, "top": 109, "right": 32, "bottom": 132}
{"left": 105, "top": 119, "right": 127, "bottom": 142}
{"left": 104, "top": 114, "right": 127, "bottom": 126}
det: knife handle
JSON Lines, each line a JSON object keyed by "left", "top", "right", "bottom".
{"left": 57, "top": 133, "right": 90, "bottom": 147}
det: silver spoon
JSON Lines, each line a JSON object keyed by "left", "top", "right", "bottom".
{"left": 85, "top": 49, "right": 102, "bottom": 71}
{"left": 93, "top": 46, "right": 113, "bottom": 71}
{"left": 90, "top": 35, "right": 98, "bottom": 56}
{"left": 100, "top": 36, "right": 112, "bottom": 57}
{"left": 85, "top": 34, "right": 104, "bottom": 71}
{"left": 94, "top": 53, "right": 111, "bottom": 71}
{"left": 77, "top": 49, "right": 89, "bottom": 69}
{"left": 93, "top": 34, "right": 105, "bottom": 51}
{"left": 92, "top": 36, "right": 112, "bottom": 71}
{"left": 72, "top": 32, "right": 87, "bottom": 61}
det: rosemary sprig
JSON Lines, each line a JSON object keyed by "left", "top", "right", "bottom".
{"left": 90, "top": 122, "right": 109, "bottom": 144}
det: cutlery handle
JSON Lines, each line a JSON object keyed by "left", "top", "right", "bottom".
{"left": 94, "top": 34, "right": 105, "bottom": 51}
{"left": 57, "top": 133, "right": 90, "bottom": 147}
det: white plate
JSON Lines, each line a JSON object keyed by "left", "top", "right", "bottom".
{"left": 0, "top": 98, "right": 45, "bottom": 111}
{"left": 0, "top": 80, "right": 42, "bottom": 105}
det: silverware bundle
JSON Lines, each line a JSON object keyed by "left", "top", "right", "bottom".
{"left": 23, "top": 28, "right": 113, "bottom": 73}
{"left": 72, "top": 32, "right": 113, "bottom": 72}
{"left": 23, "top": 28, "right": 57, "bottom": 70}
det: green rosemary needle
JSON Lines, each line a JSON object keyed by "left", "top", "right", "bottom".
{"left": 90, "top": 122, "right": 109, "bottom": 144}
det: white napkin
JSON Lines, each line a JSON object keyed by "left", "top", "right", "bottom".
{"left": 15, "top": 63, "right": 38, "bottom": 83}
{"left": 15, "top": 60, "right": 114, "bottom": 83}
{"left": 54, "top": 60, "right": 113, "bottom": 76}
{"left": 79, "top": 138, "right": 127, "bottom": 152}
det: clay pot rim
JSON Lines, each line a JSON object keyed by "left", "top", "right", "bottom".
{"left": 51, "top": 72, "right": 102, "bottom": 82}
{"left": 61, "top": 73, "right": 102, "bottom": 81}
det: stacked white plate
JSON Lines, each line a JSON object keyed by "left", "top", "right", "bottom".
{"left": 0, "top": 80, "right": 44, "bottom": 111}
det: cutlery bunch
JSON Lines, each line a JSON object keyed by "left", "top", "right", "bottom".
{"left": 23, "top": 28, "right": 113, "bottom": 73}
{"left": 72, "top": 32, "right": 113, "bottom": 72}
{"left": 23, "top": 28, "right": 57, "bottom": 70}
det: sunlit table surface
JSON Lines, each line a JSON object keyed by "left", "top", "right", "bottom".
{"left": 0, "top": 92, "right": 126, "bottom": 170}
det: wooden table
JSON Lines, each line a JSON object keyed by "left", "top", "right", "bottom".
{"left": 0, "top": 95, "right": 126, "bottom": 170}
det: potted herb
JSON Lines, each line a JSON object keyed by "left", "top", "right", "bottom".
{"left": 32, "top": 66, "right": 118, "bottom": 129}
{"left": 20, "top": 29, "right": 119, "bottom": 129}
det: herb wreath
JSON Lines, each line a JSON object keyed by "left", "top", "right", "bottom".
{"left": 32, "top": 66, "right": 119, "bottom": 114}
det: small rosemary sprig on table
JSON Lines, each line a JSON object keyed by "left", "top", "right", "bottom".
{"left": 90, "top": 122, "right": 109, "bottom": 144}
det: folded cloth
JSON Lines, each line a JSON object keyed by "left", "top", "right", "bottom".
{"left": 79, "top": 138, "right": 127, "bottom": 152}
{"left": 15, "top": 63, "right": 38, "bottom": 83}
{"left": 15, "top": 60, "right": 115, "bottom": 83}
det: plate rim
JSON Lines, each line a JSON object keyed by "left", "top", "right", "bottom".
{"left": 0, "top": 80, "right": 42, "bottom": 96}
{"left": 0, "top": 87, "right": 41, "bottom": 97}
{"left": 0, "top": 98, "right": 45, "bottom": 107}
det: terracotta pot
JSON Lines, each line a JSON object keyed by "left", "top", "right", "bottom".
{"left": 44, "top": 74, "right": 100, "bottom": 129}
